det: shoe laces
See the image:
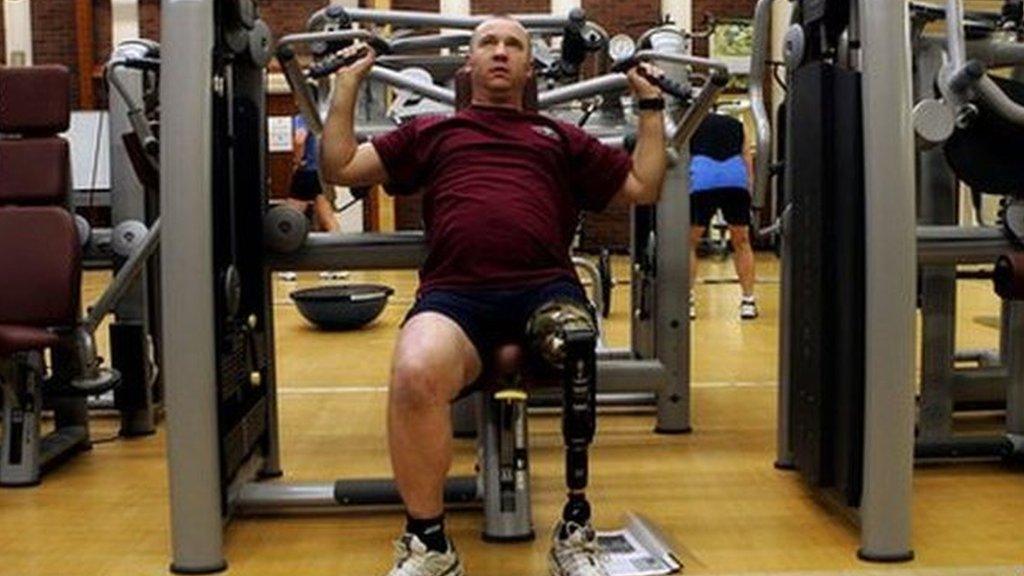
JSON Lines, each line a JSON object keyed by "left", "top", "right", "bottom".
{"left": 392, "top": 535, "right": 429, "bottom": 571}
{"left": 391, "top": 535, "right": 455, "bottom": 575}
{"left": 558, "top": 522, "right": 606, "bottom": 569}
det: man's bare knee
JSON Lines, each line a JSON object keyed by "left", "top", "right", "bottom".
{"left": 391, "top": 353, "right": 452, "bottom": 410}
{"left": 390, "top": 313, "right": 481, "bottom": 409}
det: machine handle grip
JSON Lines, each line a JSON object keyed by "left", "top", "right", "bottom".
{"left": 119, "top": 57, "right": 161, "bottom": 72}
{"left": 308, "top": 38, "right": 392, "bottom": 79}
{"left": 610, "top": 58, "right": 689, "bottom": 100}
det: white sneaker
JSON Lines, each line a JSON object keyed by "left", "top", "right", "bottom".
{"left": 319, "top": 270, "right": 350, "bottom": 280}
{"left": 740, "top": 297, "right": 759, "bottom": 320}
{"left": 386, "top": 534, "right": 464, "bottom": 576}
{"left": 277, "top": 271, "right": 297, "bottom": 282}
{"left": 548, "top": 521, "right": 609, "bottom": 576}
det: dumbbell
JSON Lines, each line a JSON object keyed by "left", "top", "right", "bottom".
{"left": 263, "top": 205, "right": 310, "bottom": 253}
{"left": 74, "top": 214, "right": 92, "bottom": 248}
{"left": 112, "top": 220, "right": 149, "bottom": 258}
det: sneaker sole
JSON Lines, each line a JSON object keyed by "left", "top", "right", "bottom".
{"left": 547, "top": 551, "right": 605, "bottom": 576}
{"left": 434, "top": 562, "right": 465, "bottom": 576}
{"left": 391, "top": 559, "right": 464, "bottom": 576}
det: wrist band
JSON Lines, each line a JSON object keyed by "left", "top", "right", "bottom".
{"left": 637, "top": 98, "right": 665, "bottom": 111}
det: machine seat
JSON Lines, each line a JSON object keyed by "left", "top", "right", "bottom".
{"left": 945, "top": 75, "right": 1024, "bottom": 198}
{"left": 0, "top": 325, "right": 59, "bottom": 356}
{"left": 0, "top": 207, "right": 81, "bottom": 329}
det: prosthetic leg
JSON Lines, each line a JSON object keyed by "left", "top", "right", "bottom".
{"left": 479, "top": 298, "right": 599, "bottom": 543}
{"left": 527, "top": 299, "right": 599, "bottom": 531}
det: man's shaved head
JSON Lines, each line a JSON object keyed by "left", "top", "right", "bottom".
{"left": 466, "top": 15, "right": 535, "bottom": 109}
{"left": 470, "top": 16, "right": 532, "bottom": 57}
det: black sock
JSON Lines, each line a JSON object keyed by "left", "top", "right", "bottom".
{"left": 406, "top": 514, "right": 448, "bottom": 553}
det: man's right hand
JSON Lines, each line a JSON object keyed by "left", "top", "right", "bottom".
{"left": 334, "top": 42, "right": 376, "bottom": 87}
{"left": 321, "top": 41, "right": 387, "bottom": 187}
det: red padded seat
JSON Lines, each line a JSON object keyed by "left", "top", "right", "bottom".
{"left": 0, "top": 325, "right": 60, "bottom": 356}
{"left": 0, "top": 65, "right": 71, "bottom": 135}
{"left": 0, "top": 66, "right": 78, "bottom": 360}
{"left": 0, "top": 207, "right": 81, "bottom": 329}
{"left": 0, "top": 139, "right": 70, "bottom": 205}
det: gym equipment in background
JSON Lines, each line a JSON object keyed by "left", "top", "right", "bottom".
{"left": 751, "top": 0, "right": 1024, "bottom": 561}
{"left": 0, "top": 66, "right": 108, "bottom": 487}
{"left": 752, "top": 0, "right": 917, "bottom": 562}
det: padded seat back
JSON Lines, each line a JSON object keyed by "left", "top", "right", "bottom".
{"left": 0, "top": 65, "right": 80, "bottom": 332}
{"left": 0, "top": 138, "right": 71, "bottom": 205}
{"left": 945, "top": 75, "right": 1024, "bottom": 198}
{"left": 0, "top": 65, "right": 71, "bottom": 136}
{"left": 0, "top": 207, "right": 81, "bottom": 327}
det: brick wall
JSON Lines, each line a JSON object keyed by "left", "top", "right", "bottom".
{"left": 393, "top": 0, "right": 439, "bottom": 10}
{"left": 32, "top": 0, "right": 80, "bottom": 103}
{"left": 30, "top": 0, "right": 336, "bottom": 108}
{"left": 471, "top": 0, "right": 549, "bottom": 14}
{"left": 695, "top": 0, "right": 756, "bottom": 19}
{"left": 95, "top": 1, "right": 112, "bottom": 108}
{"left": 92, "top": 1, "right": 165, "bottom": 109}
{"left": 583, "top": 0, "right": 661, "bottom": 36}
{"left": 97, "top": 0, "right": 330, "bottom": 108}
{"left": 260, "top": 0, "right": 331, "bottom": 37}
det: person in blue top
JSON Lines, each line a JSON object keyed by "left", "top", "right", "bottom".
{"left": 288, "top": 112, "right": 340, "bottom": 232}
{"left": 689, "top": 111, "right": 757, "bottom": 320}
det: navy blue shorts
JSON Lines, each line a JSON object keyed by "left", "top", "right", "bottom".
{"left": 404, "top": 278, "right": 588, "bottom": 369}
{"left": 691, "top": 187, "right": 752, "bottom": 228}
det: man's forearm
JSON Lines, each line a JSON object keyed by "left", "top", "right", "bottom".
{"left": 631, "top": 110, "right": 668, "bottom": 203}
{"left": 320, "top": 79, "right": 361, "bottom": 183}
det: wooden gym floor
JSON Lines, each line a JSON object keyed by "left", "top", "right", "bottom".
{"left": 0, "top": 254, "right": 1021, "bottom": 576}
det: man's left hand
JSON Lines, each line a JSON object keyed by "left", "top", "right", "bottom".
{"left": 627, "top": 62, "right": 664, "bottom": 101}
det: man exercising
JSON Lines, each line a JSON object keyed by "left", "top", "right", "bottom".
{"left": 321, "top": 16, "right": 667, "bottom": 576}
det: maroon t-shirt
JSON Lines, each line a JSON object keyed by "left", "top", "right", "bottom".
{"left": 372, "top": 105, "right": 632, "bottom": 293}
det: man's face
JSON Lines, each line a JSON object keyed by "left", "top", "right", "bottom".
{"left": 468, "top": 18, "right": 532, "bottom": 100}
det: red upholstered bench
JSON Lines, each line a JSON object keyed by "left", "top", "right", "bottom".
{"left": 0, "top": 65, "right": 90, "bottom": 487}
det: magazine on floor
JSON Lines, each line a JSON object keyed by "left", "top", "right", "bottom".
{"left": 596, "top": 513, "right": 683, "bottom": 576}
